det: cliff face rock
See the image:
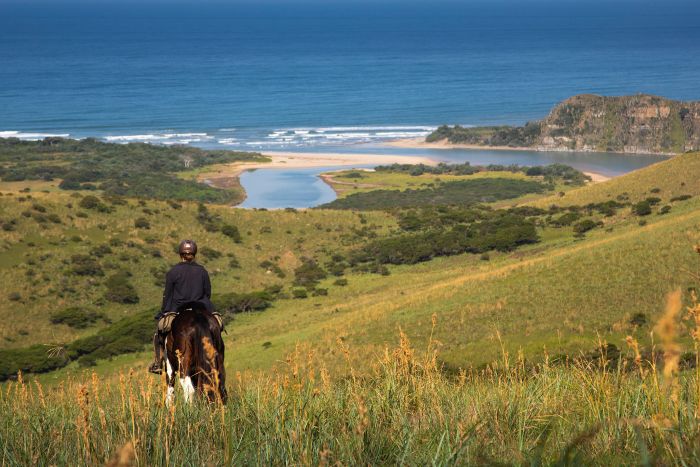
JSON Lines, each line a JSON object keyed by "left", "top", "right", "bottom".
{"left": 428, "top": 94, "right": 700, "bottom": 155}
{"left": 537, "top": 94, "right": 700, "bottom": 154}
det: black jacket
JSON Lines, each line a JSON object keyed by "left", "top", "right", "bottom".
{"left": 157, "top": 261, "right": 214, "bottom": 319}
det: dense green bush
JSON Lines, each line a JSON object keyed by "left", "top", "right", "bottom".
{"left": 78, "top": 195, "right": 110, "bottom": 212}
{"left": 352, "top": 213, "right": 539, "bottom": 266}
{"left": 632, "top": 201, "right": 652, "bottom": 216}
{"left": 213, "top": 287, "right": 280, "bottom": 313}
{"left": 0, "top": 345, "right": 70, "bottom": 381}
{"left": 321, "top": 178, "right": 545, "bottom": 210}
{"left": 200, "top": 247, "right": 222, "bottom": 259}
{"left": 293, "top": 260, "right": 327, "bottom": 289}
{"left": 292, "top": 288, "right": 308, "bottom": 299}
{"left": 134, "top": 217, "right": 150, "bottom": 229}
{"left": 70, "top": 255, "right": 104, "bottom": 276}
{"left": 50, "top": 307, "right": 105, "bottom": 329}
{"left": 221, "top": 224, "right": 242, "bottom": 243}
{"left": 573, "top": 219, "right": 598, "bottom": 235}
{"left": 104, "top": 271, "right": 139, "bottom": 304}
{"left": 67, "top": 309, "right": 154, "bottom": 361}
{"left": 670, "top": 194, "right": 692, "bottom": 202}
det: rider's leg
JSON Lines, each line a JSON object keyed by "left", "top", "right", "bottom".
{"left": 148, "top": 331, "right": 164, "bottom": 374}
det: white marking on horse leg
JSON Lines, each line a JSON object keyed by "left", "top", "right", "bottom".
{"left": 166, "top": 386, "right": 175, "bottom": 407}
{"left": 165, "top": 340, "right": 173, "bottom": 380}
{"left": 180, "top": 376, "right": 195, "bottom": 403}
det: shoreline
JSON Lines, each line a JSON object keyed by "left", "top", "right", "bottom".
{"left": 197, "top": 151, "right": 437, "bottom": 190}
{"left": 196, "top": 149, "right": 612, "bottom": 206}
{"left": 384, "top": 137, "right": 676, "bottom": 157}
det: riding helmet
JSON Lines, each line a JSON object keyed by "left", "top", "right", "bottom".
{"left": 178, "top": 239, "right": 198, "bottom": 256}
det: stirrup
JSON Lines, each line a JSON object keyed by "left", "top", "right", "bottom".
{"left": 148, "top": 361, "right": 163, "bottom": 375}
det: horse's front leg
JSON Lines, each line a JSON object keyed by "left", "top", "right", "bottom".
{"left": 164, "top": 338, "right": 176, "bottom": 406}
{"left": 179, "top": 355, "right": 195, "bottom": 404}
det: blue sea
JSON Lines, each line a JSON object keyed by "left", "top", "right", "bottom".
{"left": 1, "top": 2, "right": 699, "bottom": 207}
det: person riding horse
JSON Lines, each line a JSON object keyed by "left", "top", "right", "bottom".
{"left": 149, "top": 239, "right": 222, "bottom": 374}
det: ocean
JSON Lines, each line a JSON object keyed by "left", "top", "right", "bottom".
{"left": 1, "top": 2, "right": 698, "bottom": 207}
{"left": 1, "top": 2, "right": 699, "bottom": 150}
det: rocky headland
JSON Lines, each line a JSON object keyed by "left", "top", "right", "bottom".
{"left": 422, "top": 94, "right": 700, "bottom": 155}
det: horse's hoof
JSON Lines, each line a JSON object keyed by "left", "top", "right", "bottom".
{"left": 148, "top": 363, "right": 163, "bottom": 375}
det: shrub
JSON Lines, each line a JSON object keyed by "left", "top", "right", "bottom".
{"left": 90, "top": 244, "right": 113, "bottom": 257}
{"left": 46, "top": 213, "right": 61, "bottom": 224}
{"left": 632, "top": 201, "right": 652, "bottom": 216}
{"left": 200, "top": 247, "right": 222, "bottom": 259}
{"left": 2, "top": 222, "right": 15, "bottom": 232}
{"left": 670, "top": 194, "right": 692, "bottom": 202}
{"left": 71, "top": 255, "right": 104, "bottom": 276}
{"left": 573, "top": 219, "right": 597, "bottom": 235}
{"left": 334, "top": 278, "right": 348, "bottom": 286}
{"left": 50, "top": 307, "right": 105, "bottom": 329}
{"left": 221, "top": 224, "right": 242, "bottom": 243}
{"left": 8, "top": 292, "right": 21, "bottom": 301}
{"left": 134, "top": 217, "right": 150, "bottom": 229}
{"left": 312, "top": 288, "right": 328, "bottom": 297}
{"left": 551, "top": 212, "right": 581, "bottom": 227}
{"left": 293, "top": 260, "right": 327, "bottom": 289}
{"left": 78, "top": 195, "right": 108, "bottom": 211}
{"left": 227, "top": 256, "right": 241, "bottom": 269}
{"left": 292, "top": 288, "right": 308, "bottom": 299}
{"left": 629, "top": 313, "right": 647, "bottom": 327}
{"left": 0, "top": 345, "right": 70, "bottom": 381}
{"left": 658, "top": 205, "right": 672, "bottom": 215}
{"left": 104, "top": 271, "right": 139, "bottom": 304}
{"left": 213, "top": 290, "right": 276, "bottom": 313}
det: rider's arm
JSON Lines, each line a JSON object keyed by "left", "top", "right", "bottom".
{"left": 161, "top": 270, "right": 175, "bottom": 313}
{"left": 203, "top": 269, "right": 212, "bottom": 299}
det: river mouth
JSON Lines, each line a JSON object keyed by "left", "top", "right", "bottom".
{"left": 237, "top": 166, "right": 348, "bottom": 209}
{"left": 235, "top": 148, "right": 669, "bottom": 209}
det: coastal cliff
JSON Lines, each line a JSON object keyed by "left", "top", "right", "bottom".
{"left": 427, "top": 94, "right": 700, "bottom": 154}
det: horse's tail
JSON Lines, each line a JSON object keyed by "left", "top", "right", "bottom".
{"left": 191, "top": 309, "right": 226, "bottom": 403}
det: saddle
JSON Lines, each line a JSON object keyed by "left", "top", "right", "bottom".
{"left": 158, "top": 307, "right": 223, "bottom": 334}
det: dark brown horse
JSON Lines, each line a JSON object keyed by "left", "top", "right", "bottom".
{"left": 164, "top": 305, "right": 227, "bottom": 404}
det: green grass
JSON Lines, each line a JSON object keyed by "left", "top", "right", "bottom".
{"left": 529, "top": 152, "right": 700, "bottom": 208}
{"left": 3, "top": 327, "right": 700, "bottom": 465}
{"left": 0, "top": 189, "right": 395, "bottom": 350}
{"left": 324, "top": 169, "right": 531, "bottom": 199}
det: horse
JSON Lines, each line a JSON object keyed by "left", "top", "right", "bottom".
{"left": 164, "top": 304, "right": 227, "bottom": 405}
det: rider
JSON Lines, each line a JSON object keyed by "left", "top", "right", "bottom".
{"left": 149, "top": 239, "right": 220, "bottom": 374}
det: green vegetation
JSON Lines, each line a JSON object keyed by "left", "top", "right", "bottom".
{"left": 426, "top": 121, "right": 542, "bottom": 147}
{"left": 50, "top": 307, "right": 106, "bottom": 329}
{"left": 3, "top": 311, "right": 700, "bottom": 464}
{"left": 0, "top": 137, "right": 267, "bottom": 203}
{"left": 3, "top": 139, "right": 700, "bottom": 463}
{"left": 321, "top": 178, "right": 545, "bottom": 210}
{"left": 374, "top": 162, "right": 590, "bottom": 186}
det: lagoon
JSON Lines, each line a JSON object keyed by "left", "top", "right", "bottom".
{"left": 237, "top": 147, "right": 668, "bottom": 209}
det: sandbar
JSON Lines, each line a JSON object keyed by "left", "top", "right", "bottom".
{"left": 197, "top": 151, "right": 436, "bottom": 188}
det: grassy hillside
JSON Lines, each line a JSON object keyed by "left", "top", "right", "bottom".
{"left": 0, "top": 189, "right": 395, "bottom": 350}
{"left": 529, "top": 151, "right": 700, "bottom": 208}
{"left": 4, "top": 154, "right": 697, "bottom": 382}
{"left": 3, "top": 151, "right": 700, "bottom": 463}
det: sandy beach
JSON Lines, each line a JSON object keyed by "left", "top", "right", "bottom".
{"left": 197, "top": 151, "right": 436, "bottom": 188}
{"left": 385, "top": 137, "right": 534, "bottom": 152}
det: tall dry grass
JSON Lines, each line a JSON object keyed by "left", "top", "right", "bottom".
{"left": 3, "top": 250, "right": 700, "bottom": 465}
